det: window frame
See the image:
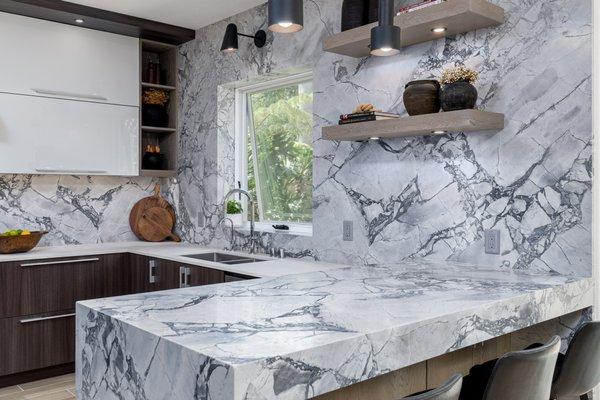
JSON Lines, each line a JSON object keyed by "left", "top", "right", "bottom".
{"left": 234, "top": 71, "right": 314, "bottom": 236}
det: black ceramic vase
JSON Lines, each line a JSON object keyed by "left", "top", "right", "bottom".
{"left": 403, "top": 80, "right": 441, "bottom": 116}
{"left": 142, "top": 152, "right": 165, "bottom": 170}
{"left": 440, "top": 81, "right": 478, "bottom": 112}
{"left": 142, "top": 104, "right": 169, "bottom": 127}
{"left": 341, "top": 0, "right": 369, "bottom": 31}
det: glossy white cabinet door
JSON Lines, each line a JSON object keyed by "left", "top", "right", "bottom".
{"left": 0, "top": 12, "right": 139, "bottom": 107}
{"left": 0, "top": 93, "right": 139, "bottom": 176}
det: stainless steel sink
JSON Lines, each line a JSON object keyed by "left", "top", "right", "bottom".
{"left": 183, "top": 252, "right": 267, "bottom": 265}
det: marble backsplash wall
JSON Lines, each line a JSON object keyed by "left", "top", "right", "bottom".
{"left": 176, "top": 0, "right": 592, "bottom": 275}
{"left": 0, "top": 174, "right": 161, "bottom": 246}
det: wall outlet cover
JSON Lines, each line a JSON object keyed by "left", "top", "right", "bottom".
{"left": 484, "top": 229, "right": 501, "bottom": 255}
{"left": 343, "top": 220, "right": 353, "bottom": 242}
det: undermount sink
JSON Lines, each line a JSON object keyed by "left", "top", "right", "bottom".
{"left": 183, "top": 252, "right": 267, "bottom": 265}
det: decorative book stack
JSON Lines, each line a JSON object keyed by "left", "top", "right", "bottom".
{"left": 339, "top": 111, "right": 400, "bottom": 125}
{"left": 397, "top": 0, "right": 446, "bottom": 15}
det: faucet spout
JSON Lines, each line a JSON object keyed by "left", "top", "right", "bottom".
{"left": 223, "top": 188, "right": 256, "bottom": 253}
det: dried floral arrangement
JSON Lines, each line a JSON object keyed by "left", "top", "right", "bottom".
{"left": 143, "top": 89, "right": 169, "bottom": 106}
{"left": 440, "top": 66, "right": 479, "bottom": 84}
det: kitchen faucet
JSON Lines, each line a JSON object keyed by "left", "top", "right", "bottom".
{"left": 223, "top": 188, "right": 256, "bottom": 253}
{"left": 218, "top": 217, "right": 235, "bottom": 250}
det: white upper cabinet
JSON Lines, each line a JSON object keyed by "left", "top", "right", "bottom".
{"left": 0, "top": 12, "right": 139, "bottom": 107}
{"left": 0, "top": 92, "right": 139, "bottom": 176}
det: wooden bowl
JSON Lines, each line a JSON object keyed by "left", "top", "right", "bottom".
{"left": 0, "top": 231, "right": 47, "bottom": 254}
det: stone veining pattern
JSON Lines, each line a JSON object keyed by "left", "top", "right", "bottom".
{"left": 176, "top": 0, "right": 592, "bottom": 275}
{"left": 76, "top": 261, "right": 594, "bottom": 400}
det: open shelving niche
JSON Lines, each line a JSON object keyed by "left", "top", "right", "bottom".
{"left": 139, "top": 39, "right": 179, "bottom": 178}
{"left": 322, "top": 109, "right": 504, "bottom": 141}
{"left": 323, "top": 0, "right": 504, "bottom": 58}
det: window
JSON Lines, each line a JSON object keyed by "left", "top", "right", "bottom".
{"left": 235, "top": 72, "right": 313, "bottom": 234}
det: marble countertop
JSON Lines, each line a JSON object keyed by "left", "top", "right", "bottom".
{"left": 0, "top": 241, "right": 341, "bottom": 278}
{"left": 76, "top": 260, "right": 594, "bottom": 400}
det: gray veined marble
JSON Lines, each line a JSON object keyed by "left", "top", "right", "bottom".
{"left": 76, "top": 260, "right": 594, "bottom": 400}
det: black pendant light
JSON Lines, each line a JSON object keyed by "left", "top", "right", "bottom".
{"left": 370, "top": 0, "right": 400, "bottom": 56}
{"left": 221, "top": 23, "right": 267, "bottom": 53}
{"left": 268, "top": 0, "right": 303, "bottom": 33}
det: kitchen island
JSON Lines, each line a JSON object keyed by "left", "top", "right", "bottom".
{"left": 76, "top": 260, "right": 593, "bottom": 400}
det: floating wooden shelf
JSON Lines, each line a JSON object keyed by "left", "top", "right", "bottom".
{"left": 140, "top": 169, "right": 177, "bottom": 178}
{"left": 323, "top": 0, "right": 504, "bottom": 58}
{"left": 322, "top": 110, "right": 504, "bottom": 141}
{"left": 141, "top": 126, "right": 177, "bottom": 133}
{"left": 142, "top": 82, "right": 177, "bottom": 91}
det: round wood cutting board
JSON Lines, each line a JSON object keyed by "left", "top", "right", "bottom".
{"left": 129, "top": 185, "right": 180, "bottom": 242}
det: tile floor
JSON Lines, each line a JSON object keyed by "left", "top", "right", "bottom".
{"left": 0, "top": 374, "right": 75, "bottom": 400}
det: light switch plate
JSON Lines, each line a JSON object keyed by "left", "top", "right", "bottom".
{"left": 485, "top": 230, "right": 501, "bottom": 255}
{"left": 343, "top": 221, "right": 353, "bottom": 242}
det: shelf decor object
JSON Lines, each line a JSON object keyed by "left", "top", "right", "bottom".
{"left": 268, "top": 0, "right": 304, "bottom": 33}
{"left": 403, "top": 80, "right": 441, "bottom": 115}
{"left": 439, "top": 66, "right": 479, "bottom": 111}
{"left": 323, "top": 0, "right": 504, "bottom": 58}
{"left": 322, "top": 109, "right": 504, "bottom": 141}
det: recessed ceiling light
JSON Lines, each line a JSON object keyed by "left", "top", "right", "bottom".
{"left": 431, "top": 27, "right": 447, "bottom": 33}
{"left": 75, "top": 18, "right": 85, "bottom": 24}
{"left": 432, "top": 130, "right": 446, "bottom": 135}
{"left": 370, "top": 136, "right": 380, "bottom": 140}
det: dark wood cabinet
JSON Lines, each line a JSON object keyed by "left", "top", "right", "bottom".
{"left": 75, "top": 254, "right": 130, "bottom": 301}
{"left": 187, "top": 265, "right": 225, "bottom": 287}
{"left": 0, "top": 312, "right": 75, "bottom": 376}
{"left": 0, "top": 261, "right": 21, "bottom": 319}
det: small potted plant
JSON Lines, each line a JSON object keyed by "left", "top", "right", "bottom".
{"left": 226, "top": 200, "right": 244, "bottom": 226}
{"left": 439, "top": 66, "right": 479, "bottom": 112}
{"left": 142, "top": 89, "right": 169, "bottom": 127}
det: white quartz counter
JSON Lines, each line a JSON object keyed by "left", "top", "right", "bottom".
{"left": 0, "top": 241, "right": 341, "bottom": 278}
{"left": 75, "top": 259, "right": 594, "bottom": 400}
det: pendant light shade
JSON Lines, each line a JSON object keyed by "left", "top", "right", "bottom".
{"left": 221, "top": 23, "right": 239, "bottom": 53}
{"left": 370, "top": 0, "right": 400, "bottom": 56}
{"left": 268, "top": 0, "right": 304, "bottom": 33}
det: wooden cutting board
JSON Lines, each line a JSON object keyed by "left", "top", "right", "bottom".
{"left": 129, "top": 185, "right": 180, "bottom": 242}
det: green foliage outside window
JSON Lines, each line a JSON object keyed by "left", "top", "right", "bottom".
{"left": 246, "top": 81, "right": 313, "bottom": 223}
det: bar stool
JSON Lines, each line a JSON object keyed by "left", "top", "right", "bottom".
{"left": 551, "top": 321, "right": 600, "bottom": 400}
{"left": 482, "top": 335, "right": 560, "bottom": 400}
{"left": 403, "top": 374, "right": 462, "bottom": 400}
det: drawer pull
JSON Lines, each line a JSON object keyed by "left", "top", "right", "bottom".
{"left": 20, "top": 257, "right": 100, "bottom": 267}
{"left": 32, "top": 88, "right": 108, "bottom": 102}
{"left": 35, "top": 168, "right": 108, "bottom": 174}
{"left": 20, "top": 313, "right": 76, "bottom": 324}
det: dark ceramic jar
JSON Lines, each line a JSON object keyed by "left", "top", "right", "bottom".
{"left": 403, "top": 80, "right": 441, "bottom": 116}
{"left": 142, "top": 104, "right": 169, "bottom": 127}
{"left": 142, "top": 152, "right": 165, "bottom": 170}
{"left": 341, "top": 0, "right": 369, "bottom": 31}
{"left": 440, "top": 81, "right": 478, "bottom": 111}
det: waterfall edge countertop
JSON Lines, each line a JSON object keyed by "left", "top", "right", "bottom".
{"left": 76, "top": 260, "right": 594, "bottom": 400}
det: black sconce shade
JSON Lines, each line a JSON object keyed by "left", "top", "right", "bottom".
{"left": 221, "top": 23, "right": 267, "bottom": 53}
{"left": 370, "top": 0, "right": 400, "bottom": 56}
{"left": 268, "top": 0, "right": 304, "bottom": 33}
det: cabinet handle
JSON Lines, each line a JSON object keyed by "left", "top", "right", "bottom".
{"left": 32, "top": 88, "right": 108, "bottom": 102}
{"left": 180, "top": 266, "right": 187, "bottom": 288}
{"left": 20, "top": 313, "right": 76, "bottom": 324}
{"left": 20, "top": 257, "right": 100, "bottom": 267}
{"left": 35, "top": 168, "right": 108, "bottom": 174}
{"left": 149, "top": 260, "right": 156, "bottom": 284}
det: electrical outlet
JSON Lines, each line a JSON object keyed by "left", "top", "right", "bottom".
{"left": 343, "top": 221, "right": 353, "bottom": 242}
{"left": 485, "top": 230, "right": 501, "bottom": 255}
{"left": 197, "top": 212, "right": 205, "bottom": 228}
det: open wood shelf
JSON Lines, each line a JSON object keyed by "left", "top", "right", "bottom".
{"left": 142, "top": 82, "right": 177, "bottom": 91}
{"left": 323, "top": 0, "right": 504, "bottom": 58}
{"left": 140, "top": 169, "right": 177, "bottom": 178}
{"left": 322, "top": 109, "right": 504, "bottom": 141}
{"left": 141, "top": 126, "right": 177, "bottom": 133}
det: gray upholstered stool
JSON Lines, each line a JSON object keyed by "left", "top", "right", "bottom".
{"left": 482, "top": 335, "right": 560, "bottom": 400}
{"left": 403, "top": 374, "right": 462, "bottom": 400}
{"left": 551, "top": 321, "right": 600, "bottom": 400}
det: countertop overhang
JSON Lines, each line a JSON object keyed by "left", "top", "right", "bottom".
{"left": 75, "top": 258, "right": 594, "bottom": 400}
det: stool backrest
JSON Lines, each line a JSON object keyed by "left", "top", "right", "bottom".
{"left": 403, "top": 374, "right": 462, "bottom": 400}
{"left": 552, "top": 321, "right": 600, "bottom": 398}
{"left": 483, "top": 335, "right": 560, "bottom": 400}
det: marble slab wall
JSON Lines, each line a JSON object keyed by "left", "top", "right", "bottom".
{"left": 176, "top": 0, "right": 593, "bottom": 275}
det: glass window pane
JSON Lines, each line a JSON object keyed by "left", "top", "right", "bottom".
{"left": 246, "top": 80, "right": 313, "bottom": 224}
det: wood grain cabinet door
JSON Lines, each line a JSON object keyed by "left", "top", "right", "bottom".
{"left": 186, "top": 265, "right": 225, "bottom": 287}
{"left": 0, "top": 312, "right": 75, "bottom": 376}
{"left": 128, "top": 254, "right": 179, "bottom": 293}
{"left": 0, "top": 262, "right": 22, "bottom": 319}
{"left": 75, "top": 254, "right": 130, "bottom": 301}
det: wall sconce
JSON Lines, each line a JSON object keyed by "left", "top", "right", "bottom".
{"left": 370, "top": 0, "right": 401, "bottom": 56}
{"left": 220, "top": 23, "right": 267, "bottom": 53}
{"left": 268, "top": 0, "right": 304, "bottom": 33}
